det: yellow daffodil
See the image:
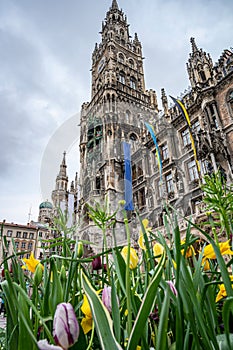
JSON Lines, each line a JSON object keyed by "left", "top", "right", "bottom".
{"left": 22, "top": 252, "right": 44, "bottom": 273}
{"left": 81, "top": 291, "right": 101, "bottom": 334}
{"left": 121, "top": 246, "right": 139, "bottom": 269}
{"left": 203, "top": 240, "right": 233, "bottom": 261}
{"left": 202, "top": 258, "right": 210, "bottom": 271}
{"left": 153, "top": 243, "right": 164, "bottom": 262}
{"left": 181, "top": 240, "right": 195, "bottom": 258}
{"left": 138, "top": 219, "right": 152, "bottom": 250}
{"left": 81, "top": 294, "right": 93, "bottom": 334}
{"left": 216, "top": 276, "right": 233, "bottom": 302}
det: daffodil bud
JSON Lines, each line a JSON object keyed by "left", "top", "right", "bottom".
{"left": 34, "top": 263, "right": 43, "bottom": 286}
{"left": 60, "top": 265, "right": 66, "bottom": 283}
{"left": 77, "top": 242, "right": 84, "bottom": 258}
{"left": 53, "top": 303, "right": 79, "bottom": 349}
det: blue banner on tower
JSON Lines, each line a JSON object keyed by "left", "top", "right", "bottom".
{"left": 123, "top": 142, "right": 134, "bottom": 211}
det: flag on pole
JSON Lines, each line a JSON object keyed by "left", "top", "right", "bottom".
{"left": 123, "top": 142, "right": 134, "bottom": 211}
{"left": 170, "top": 96, "right": 201, "bottom": 172}
{"left": 67, "top": 193, "right": 74, "bottom": 228}
{"left": 145, "top": 122, "right": 163, "bottom": 181}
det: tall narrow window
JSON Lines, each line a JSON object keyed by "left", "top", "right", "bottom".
{"left": 188, "top": 160, "right": 199, "bottom": 181}
{"left": 119, "top": 71, "right": 125, "bottom": 84}
{"left": 209, "top": 104, "right": 219, "bottom": 128}
{"left": 130, "top": 77, "right": 136, "bottom": 89}
{"left": 181, "top": 128, "right": 191, "bottom": 146}
{"left": 161, "top": 144, "right": 169, "bottom": 160}
{"left": 165, "top": 173, "right": 174, "bottom": 193}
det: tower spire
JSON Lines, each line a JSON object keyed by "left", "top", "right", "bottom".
{"left": 190, "top": 37, "right": 198, "bottom": 53}
{"left": 59, "top": 151, "right": 67, "bottom": 177}
{"left": 111, "top": 0, "right": 119, "bottom": 10}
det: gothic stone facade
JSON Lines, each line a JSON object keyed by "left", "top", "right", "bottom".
{"left": 77, "top": 0, "right": 233, "bottom": 249}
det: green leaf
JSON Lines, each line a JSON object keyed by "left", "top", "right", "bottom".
{"left": 112, "top": 248, "right": 126, "bottom": 295}
{"left": 127, "top": 253, "right": 166, "bottom": 350}
{"left": 49, "top": 258, "right": 63, "bottom": 315}
{"left": 81, "top": 272, "right": 123, "bottom": 350}
{"left": 156, "top": 286, "right": 170, "bottom": 350}
{"left": 222, "top": 297, "right": 233, "bottom": 348}
{"left": 111, "top": 274, "right": 121, "bottom": 343}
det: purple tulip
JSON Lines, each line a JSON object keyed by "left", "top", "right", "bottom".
{"left": 102, "top": 286, "right": 112, "bottom": 312}
{"left": 53, "top": 303, "right": 79, "bottom": 349}
{"left": 166, "top": 280, "right": 178, "bottom": 297}
{"left": 38, "top": 303, "right": 79, "bottom": 350}
{"left": 92, "top": 256, "right": 102, "bottom": 270}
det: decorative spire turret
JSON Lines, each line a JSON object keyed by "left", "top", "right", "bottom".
{"left": 161, "top": 88, "right": 169, "bottom": 116}
{"left": 111, "top": 0, "right": 119, "bottom": 10}
{"left": 187, "top": 37, "right": 214, "bottom": 90}
{"left": 190, "top": 37, "right": 198, "bottom": 53}
{"left": 52, "top": 151, "right": 69, "bottom": 209}
{"left": 59, "top": 151, "right": 67, "bottom": 178}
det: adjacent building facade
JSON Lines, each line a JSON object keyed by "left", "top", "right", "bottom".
{"left": 0, "top": 221, "right": 52, "bottom": 262}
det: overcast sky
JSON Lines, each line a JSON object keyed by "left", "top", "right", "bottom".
{"left": 1, "top": 0, "right": 233, "bottom": 224}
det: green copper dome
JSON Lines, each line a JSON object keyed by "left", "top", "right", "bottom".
{"left": 39, "top": 201, "right": 53, "bottom": 210}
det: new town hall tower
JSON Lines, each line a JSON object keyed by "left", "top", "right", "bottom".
{"left": 70, "top": 0, "right": 233, "bottom": 249}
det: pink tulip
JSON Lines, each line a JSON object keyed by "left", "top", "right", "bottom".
{"left": 102, "top": 286, "right": 112, "bottom": 312}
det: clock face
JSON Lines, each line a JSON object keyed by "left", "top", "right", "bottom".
{"left": 98, "top": 57, "right": 106, "bottom": 73}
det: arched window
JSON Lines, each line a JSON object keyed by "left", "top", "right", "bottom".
{"left": 125, "top": 110, "right": 130, "bottom": 122}
{"left": 118, "top": 53, "right": 124, "bottom": 63}
{"left": 129, "top": 59, "right": 134, "bottom": 68}
{"left": 129, "top": 133, "right": 137, "bottom": 141}
{"left": 120, "top": 29, "right": 124, "bottom": 37}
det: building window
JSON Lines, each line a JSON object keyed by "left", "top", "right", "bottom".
{"left": 7, "top": 241, "right": 10, "bottom": 247}
{"left": 200, "top": 159, "right": 209, "bottom": 175}
{"left": 28, "top": 242, "right": 33, "bottom": 250}
{"left": 165, "top": 173, "right": 174, "bottom": 193}
{"left": 119, "top": 71, "right": 125, "bottom": 84}
{"left": 15, "top": 241, "right": 19, "bottom": 249}
{"left": 129, "top": 59, "right": 134, "bottom": 68}
{"left": 192, "top": 120, "right": 201, "bottom": 133}
{"left": 188, "top": 160, "right": 199, "bottom": 181}
{"left": 161, "top": 144, "right": 169, "bottom": 160}
{"left": 16, "top": 231, "right": 21, "bottom": 238}
{"left": 181, "top": 128, "right": 191, "bottom": 146}
{"left": 21, "top": 242, "right": 26, "bottom": 249}
{"left": 129, "top": 133, "right": 137, "bottom": 141}
{"left": 29, "top": 232, "right": 34, "bottom": 239}
{"left": 209, "top": 104, "right": 219, "bottom": 128}
{"left": 118, "top": 53, "right": 124, "bottom": 63}
{"left": 39, "top": 231, "right": 43, "bottom": 237}
{"left": 228, "top": 91, "right": 233, "bottom": 115}
{"left": 158, "top": 181, "right": 163, "bottom": 198}
{"left": 7, "top": 230, "right": 12, "bottom": 237}
{"left": 130, "top": 77, "right": 136, "bottom": 89}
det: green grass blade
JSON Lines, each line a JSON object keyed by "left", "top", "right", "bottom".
{"left": 127, "top": 253, "right": 166, "bottom": 350}
{"left": 82, "top": 272, "right": 123, "bottom": 350}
